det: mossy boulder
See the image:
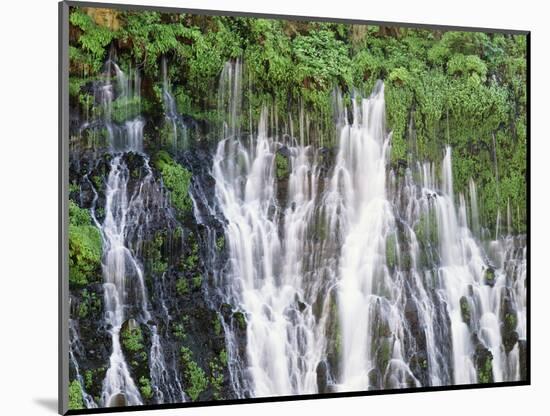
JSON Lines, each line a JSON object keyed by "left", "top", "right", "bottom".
{"left": 474, "top": 343, "right": 494, "bottom": 384}
{"left": 483, "top": 267, "right": 496, "bottom": 287}
{"left": 500, "top": 292, "right": 519, "bottom": 353}
{"left": 459, "top": 296, "right": 472, "bottom": 326}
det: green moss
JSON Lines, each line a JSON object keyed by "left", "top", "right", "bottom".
{"left": 110, "top": 95, "right": 142, "bottom": 123}
{"left": 139, "top": 376, "right": 154, "bottom": 400}
{"left": 69, "top": 9, "right": 116, "bottom": 74}
{"left": 216, "top": 235, "right": 225, "bottom": 251}
{"left": 121, "top": 324, "right": 144, "bottom": 353}
{"left": 192, "top": 275, "right": 203, "bottom": 290}
{"left": 180, "top": 347, "right": 208, "bottom": 401}
{"left": 414, "top": 211, "right": 438, "bottom": 247}
{"left": 484, "top": 267, "right": 496, "bottom": 285}
{"left": 176, "top": 278, "right": 189, "bottom": 296}
{"left": 212, "top": 315, "right": 222, "bottom": 336}
{"left": 233, "top": 311, "right": 246, "bottom": 331}
{"left": 68, "top": 201, "right": 102, "bottom": 287}
{"left": 180, "top": 236, "right": 199, "bottom": 272}
{"left": 172, "top": 322, "right": 187, "bottom": 341}
{"left": 504, "top": 312, "right": 518, "bottom": 332}
{"left": 219, "top": 349, "right": 228, "bottom": 366}
{"left": 209, "top": 358, "right": 225, "bottom": 400}
{"left": 460, "top": 296, "right": 471, "bottom": 325}
{"left": 68, "top": 380, "right": 84, "bottom": 410}
{"left": 153, "top": 151, "right": 193, "bottom": 218}
{"left": 84, "top": 370, "right": 93, "bottom": 390}
{"left": 478, "top": 356, "right": 494, "bottom": 384}
{"left": 77, "top": 289, "right": 101, "bottom": 319}
{"left": 148, "top": 232, "right": 167, "bottom": 275}
{"left": 275, "top": 152, "right": 290, "bottom": 180}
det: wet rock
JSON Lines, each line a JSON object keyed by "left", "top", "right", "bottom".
{"left": 499, "top": 293, "right": 518, "bottom": 353}
{"left": 518, "top": 339, "right": 527, "bottom": 380}
{"left": 473, "top": 341, "right": 494, "bottom": 384}
{"left": 316, "top": 361, "right": 329, "bottom": 394}
{"left": 483, "top": 267, "right": 496, "bottom": 287}
{"left": 108, "top": 393, "right": 126, "bottom": 407}
{"left": 368, "top": 368, "right": 382, "bottom": 390}
{"left": 460, "top": 296, "right": 471, "bottom": 326}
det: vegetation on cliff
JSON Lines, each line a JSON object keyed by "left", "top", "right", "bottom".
{"left": 68, "top": 6, "right": 527, "bottom": 233}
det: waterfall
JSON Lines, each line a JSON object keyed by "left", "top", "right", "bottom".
{"left": 77, "top": 60, "right": 186, "bottom": 407}
{"left": 70, "top": 52, "right": 526, "bottom": 407}
{"left": 210, "top": 70, "right": 527, "bottom": 397}
{"left": 161, "top": 57, "right": 189, "bottom": 150}
{"left": 99, "top": 155, "right": 146, "bottom": 407}
{"left": 69, "top": 319, "right": 99, "bottom": 409}
{"left": 212, "top": 60, "right": 327, "bottom": 397}
{"left": 325, "top": 84, "right": 419, "bottom": 391}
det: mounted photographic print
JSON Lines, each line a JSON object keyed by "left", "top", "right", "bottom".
{"left": 59, "top": 1, "right": 530, "bottom": 414}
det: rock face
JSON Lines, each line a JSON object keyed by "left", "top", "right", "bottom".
{"left": 474, "top": 340, "right": 494, "bottom": 384}
{"left": 84, "top": 7, "right": 121, "bottom": 31}
{"left": 69, "top": 148, "right": 233, "bottom": 406}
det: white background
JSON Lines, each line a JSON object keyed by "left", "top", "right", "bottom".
{"left": 0, "top": 0, "right": 546, "bottom": 415}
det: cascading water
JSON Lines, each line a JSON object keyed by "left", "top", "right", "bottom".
{"left": 210, "top": 68, "right": 527, "bottom": 396}
{"left": 212, "top": 60, "right": 329, "bottom": 397}
{"left": 71, "top": 59, "right": 187, "bottom": 407}
{"left": 161, "top": 57, "right": 189, "bottom": 150}
{"left": 69, "top": 53, "right": 526, "bottom": 407}
{"left": 325, "top": 83, "right": 419, "bottom": 391}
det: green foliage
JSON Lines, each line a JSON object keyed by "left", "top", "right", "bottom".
{"left": 292, "top": 29, "right": 351, "bottom": 89}
{"left": 275, "top": 152, "right": 290, "bottom": 180}
{"left": 153, "top": 151, "right": 193, "bottom": 218}
{"left": 78, "top": 289, "right": 101, "bottom": 319}
{"left": 216, "top": 236, "right": 225, "bottom": 251}
{"left": 68, "top": 380, "right": 84, "bottom": 410}
{"left": 233, "top": 311, "right": 246, "bottom": 330}
{"left": 69, "top": 6, "right": 527, "bottom": 234}
{"left": 84, "top": 370, "right": 93, "bottom": 390}
{"left": 69, "top": 9, "right": 115, "bottom": 74}
{"left": 192, "top": 275, "right": 203, "bottom": 290}
{"left": 172, "top": 322, "right": 187, "bottom": 341}
{"left": 478, "top": 355, "right": 493, "bottom": 384}
{"left": 121, "top": 323, "right": 144, "bottom": 353}
{"left": 209, "top": 357, "right": 225, "bottom": 400}
{"left": 212, "top": 315, "right": 222, "bottom": 336}
{"left": 447, "top": 54, "right": 488, "bottom": 79}
{"left": 504, "top": 312, "right": 518, "bottom": 332}
{"left": 176, "top": 278, "right": 189, "bottom": 296}
{"left": 181, "top": 236, "right": 199, "bottom": 271}
{"left": 110, "top": 95, "right": 142, "bottom": 123}
{"left": 69, "top": 201, "right": 102, "bottom": 287}
{"left": 180, "top": 347, "right": 208, "bottom": 401}
{"left": 460, "top": 296, "right": 471, "bottom": 324}
{"left": 139, "top": 376, "right": 154, "bottom": 400}
{"left": 414, "top": 211, "right": 438, "bottom": 246}
{"left": 148, "top": 232, "right": 167, "bottom": 275}
{"left": 219, "top": 349, "right": 228, "bottom": 366}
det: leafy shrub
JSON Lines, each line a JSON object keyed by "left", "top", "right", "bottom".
{"left": 68, "top": 201, "right": 102, "bottom": 286}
